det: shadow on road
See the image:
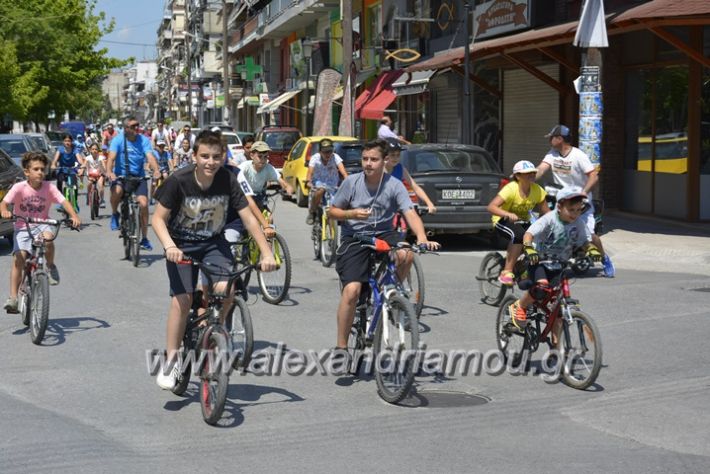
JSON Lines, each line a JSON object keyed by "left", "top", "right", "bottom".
{"left": 12, "top": 316, "right": 111, "bottom": 346}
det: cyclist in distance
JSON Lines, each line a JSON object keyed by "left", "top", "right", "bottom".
{"left": 105, "top": 116, "right": 161, "bottom": 250}
{"left": 536, "top": 124, "right": 614, "bottom": 277}
{"left": 305, "top": 138, "right": 349, "bottom": 225}
{"left": 84, "top": 143, "right": 107, "bottom": 205}
{"left": 328, "top": 139, "right": 440, "bottom": 350}
{"left": 173, "top": 138, "right": 193, "bottom": 170}
{"left": 102, "top": 123, "right": 118, "bottom": 148}
{"left": 507, "top": 186, "right": 601, "bottom": 331}
{"left": 151, "top": 130, "right": 277, "bottom": 390}
{"left": 1, "top": 152, "right": 81, "bottom": 312}
{"left": 383, "top": 138, "right": 437, "bottom": 215}
{"left": 236, "top": 141, "right": 294, "bottom": 206}
{"left": 51, "top": 133, "right": 85, "bottom": 196}
{"left": 487, "top": 160, "right": 549, "bottom": 286}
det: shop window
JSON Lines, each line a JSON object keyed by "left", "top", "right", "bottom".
{"left": 624, "top": 69, "right": 653, "bottom": 171}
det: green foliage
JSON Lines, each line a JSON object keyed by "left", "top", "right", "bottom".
{"left": 0, "top": 0, "right": 129, "bottom": 122}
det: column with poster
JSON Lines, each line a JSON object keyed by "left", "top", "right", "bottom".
{"left": 578, "top": 66, "right": 602, "bottom": 168}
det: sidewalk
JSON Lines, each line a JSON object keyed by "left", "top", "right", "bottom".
{"left": 603, "top": 211, "right": 710, "bottom": 276}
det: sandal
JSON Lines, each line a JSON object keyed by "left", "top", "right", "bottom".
{"left": 498, "top": 271, "right": 515, "bottom": 286}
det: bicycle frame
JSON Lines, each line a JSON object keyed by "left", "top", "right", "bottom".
{"left": 361, "top": 249, "right": 407, "bottom": 344}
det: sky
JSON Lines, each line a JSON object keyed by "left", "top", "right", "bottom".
{"left": 94, "top": 0, "right": 166, "bottom": 62}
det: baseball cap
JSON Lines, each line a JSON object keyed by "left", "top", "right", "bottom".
{"left": 384, "top": 137, "right": 402, "bottom": 152}
{"left": 512, "top": 160, "right": 536, "bottom": 174}
{"left": 319, "top": 138, "right": 334, "bottom": 152}
{"left": 556, "top": 185, "right": 587, "bottom": 202}
{"left": 544, "top": 124, "right": 571, "bottom": 138}
{"left": 251, "top": 141, "right": 271, "bottom": 152}
{"left": 156, "top": 139, "right": 166, "bottom": 146}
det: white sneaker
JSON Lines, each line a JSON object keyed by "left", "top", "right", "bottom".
{"left": 156, "top": 362, "right": 180, "bottom": 390}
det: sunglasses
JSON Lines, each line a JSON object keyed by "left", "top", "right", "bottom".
{"left": 128, "top": 123, "right": 140, "bottom": 130}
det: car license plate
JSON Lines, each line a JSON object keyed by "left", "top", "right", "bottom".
{"left": 442, "top": 189, "right": 476, "bottom": 200}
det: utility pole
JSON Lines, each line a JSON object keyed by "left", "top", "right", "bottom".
{"left": 462, "top": 1, "right": 472, "bottom": 145}
{"left": 341, "top": 0, "right": 353, "bottom": 136}
{"left": 186, "top": 0, "right": 193, "bottom": 125}
{"left": 222, "top": 0, "right": 231, "bottom": 126}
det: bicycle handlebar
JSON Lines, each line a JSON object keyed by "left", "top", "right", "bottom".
{"left": 11, "top": 215, "right": 79, "bottom": 241}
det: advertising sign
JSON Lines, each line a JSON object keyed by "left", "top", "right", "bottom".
{"left": 474, "top": 0, "right": 530, "bottom": 40}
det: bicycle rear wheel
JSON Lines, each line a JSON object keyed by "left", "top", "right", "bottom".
{"left": 257, "top": 232, "right": 292, "bottom": 304}
{"left": 121, "top": 202, "right": 131, "bottom": 260}
{"left": 19, "top": 274, "right": 31, "bottom": 326}
{"left": 199, "top": 330, "right": 229, "bottom": 425}
{"left": 312, "top": 221, "right": 322, "bottom": 260}
{"left": 560, "top": 309, "right": 602, "bottom": 390}
{"left": 131, "top": 205, "right": 140, "bottom": 267}
{"left": 496, "top": 295, "right": 528, "bottom": 367}
{"left": 373, "top": 293, "right": 419, "bottom": 404}
{"left": 320, "top": 218, "right": 338, "bottom": 267}
{"left": 403, "top": 254, "right": 425, "bottom": 317}
{"left": 226, "top": 297, "right": 253, "bottom": 370}
{"left": 172, "top": 330, "right": 194, "bottom": 396}
{"left": 29, "top": 272, "right": 50, "bottom": 345}
{"left": 478, "top": 252, "right": 507, "bottom": 306}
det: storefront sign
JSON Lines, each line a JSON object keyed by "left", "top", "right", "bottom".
{"left": 474, "top": 0, "right": 529, "bottom": 40}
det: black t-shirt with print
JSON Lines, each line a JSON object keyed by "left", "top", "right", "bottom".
{"left": 155, "top": 164, "right": 248, "bottom": 242}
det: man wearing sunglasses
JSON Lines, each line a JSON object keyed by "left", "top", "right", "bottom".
{"left": 106, "top": 116, "right": 161, "bottom": 250}
{"left": 175, "top": 125, "right": 195, "bottom": 150}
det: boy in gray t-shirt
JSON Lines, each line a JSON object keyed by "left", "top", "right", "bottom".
{"left": 327, "top": 140, "right": 440, "bottom": 351}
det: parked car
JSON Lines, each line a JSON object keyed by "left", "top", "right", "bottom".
{"left": 0, "top": 134, "right": 35, "bottom": 167}
{"left": 206, "top": 123, "right": 234, "bottom": 133}
{"left": 281, "top": 136, "right": 358, "bottom": 206}
{"left": 399, "top": 144, "right": 505, "bottom": 235}
{"left": 222, "top": 131, "right": 241, "bottom": 158}
{"left": 46, "top": 131, "right": 65, "bottom": 149}
{"left": 254, "top": 126, "right": 302, "bottom": 171}
{"left": 25, "top": 132, "right": 53, "bottom": 157}
{"left": 0, "top": 149, "right": 25, "bottom": 239}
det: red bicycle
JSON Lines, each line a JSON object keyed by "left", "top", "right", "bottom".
{"left": 86, "top": 169, "right": 103, "bottom": 220}
{"left": 495, "top": 259, "right": 602, "bottom": 390}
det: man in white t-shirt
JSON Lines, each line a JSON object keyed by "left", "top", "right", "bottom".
{"left": 536, "top": 124, "right": 614, "bottom": 277}
{"left": 151, "top": 122, "right": 172, "bottom": 150}
{"left": 175, "top": 125, "right": 196, "bottom": 150}
{"left": 377, "top": 115, "right": 411, "bottom": 145}
{"left": 236, "top": 141, "right": 294, "bottom": 205}
{"left": 305, "top": 138, "right": 349, "bottom": 224}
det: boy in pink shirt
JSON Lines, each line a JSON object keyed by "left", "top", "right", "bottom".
{"left": 0, "top": 152, "right": 80, "bottom": 313}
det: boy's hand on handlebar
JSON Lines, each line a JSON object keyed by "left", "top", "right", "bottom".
{"left": 416, "top": 239, "right": 441, "bottom": 251}
{"left": 523, "top": 245, "right": 539, "bottom": 265}
{"left": 426, "top": 204, "right": 437, "bottom": 214}
{"left": 69, "top": 216, "right": 81, "bottom": 229}
{"left": 263, "top": 226, "right": 276, "bottom": 239}
{"left": 259, "top": 254, "right": 278, "bottom": 272}
{"left": 165, "top": 247, "right": 184, "bottom": 263}
{"left": 1, "top": 210, "right": 11, "bottom": 219}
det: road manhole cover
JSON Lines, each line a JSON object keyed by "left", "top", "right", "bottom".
{"left": 399, "top": 390, "right": 490, "bottom": 408}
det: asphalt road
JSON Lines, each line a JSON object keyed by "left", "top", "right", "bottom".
{"left": 0, "top": 193, "right": 708, "bottom": 473}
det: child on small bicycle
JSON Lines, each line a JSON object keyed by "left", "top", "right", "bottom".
{"left": 85, "top": 143, "right": 107, "bottom": 203}
{"left": 487, "top": 160, "right": 549, "bottom": 286}
{"left": 305, "top": 138, "right": 349, "bottom": 225}
{"left": 508, "top": 186, "right": 601, "bottom": 330}
{"left": 1, "top": 152, "right": 81, "bottom": 312}
{"left": 51, "top": 133, "right": 85, "bottom": 196}
{"left": 151, "top": 130, "right": 277, "bottom": 390}
{"left": 172, "top": 138, "right": 193, "bottom": 170}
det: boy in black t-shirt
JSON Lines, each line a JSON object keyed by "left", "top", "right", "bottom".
{"left": 151, "top": 130, "right": 277, "bottom": 390}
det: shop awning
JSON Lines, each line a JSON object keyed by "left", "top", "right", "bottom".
{"left": 359, "top": 87, "right": 397, "bottom": 120}
{"left": 237, "top": 96, "right": 260, "bottom": 109}
{"left": 406, "top": 0, "right": 710, "bottom": 73}
{"left": 257, "top": 90, "right": 301, "bottom": 114}
{"left": 392, "top": 69, "right": 436, "bottom": 97}
{"left": 354, "top": 70, "right": 403, "bottom": 118}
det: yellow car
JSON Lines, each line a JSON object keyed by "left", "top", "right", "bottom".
{"left": 637, "top": 133, "right": 687, "bottom": 174}
{"left": 281, "top": 136, "right": 358, "bottom": 207}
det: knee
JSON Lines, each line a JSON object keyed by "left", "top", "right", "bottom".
{"left": 172, "top": 294, "right": 192, "bottom": 312}
{"left": 341, "top": 282, "right": 361, "bottom": 303}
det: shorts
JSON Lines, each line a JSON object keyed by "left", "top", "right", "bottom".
{"left": 112, "top": 176, "right": 148, "bottom": 197}
{"left": 581, "top": 205, "right": 595, "bottom": 236}
{"left": 13, "top": 225, "right": 51, "bottom": 255}
{"left": 494, "top": 218, "right": 530, "bottom": 245}
{"left": 335, "top": 231, "right": 403, "bottom": 286}
{"left": 166, "top": 237, "right": 233, "bottom": 296}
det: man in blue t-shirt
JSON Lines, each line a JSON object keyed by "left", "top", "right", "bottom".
{"left": 106, "top": 116, "right": 161, "bottom": 250}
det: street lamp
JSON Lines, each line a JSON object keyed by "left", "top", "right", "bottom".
{"left": 302, "top": 39, "right": 313, "bottom": 136}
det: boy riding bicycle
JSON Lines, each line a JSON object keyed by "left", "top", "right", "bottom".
{"left": 151, "top": 130, "right": 277, "bottom": 390}
{"left": 328, "top": 140, "right": 439, "bottom": 350}
{"left": 305, "top": 138, "right": 349, "bottom": 225}
{"left": 1, "top": 152, "right": 81, "bottom": 312}
{"left": 487, "top": 160, "right": 549, "bottom": 286}
{"left": 508, "top": 186, "right": 601, "bottom": 330}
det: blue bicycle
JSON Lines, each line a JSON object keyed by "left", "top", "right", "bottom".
{"left": 56, "top": 166, "right": 81, "bottom": 214}
{"left": 348, "top": 236, "right": 426, "bottom": 404}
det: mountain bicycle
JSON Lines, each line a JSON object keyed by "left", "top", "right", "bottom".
{"left": 13, "top": 215, "right": 78, "bottom": 344}
{"left": 495, "top": 259, "right": 603, "bottom": 390}
{"left": 117, "top": 176, "right": 149, "bottom": 267}
{"left": 347, "top": 237, "right": 430, "bottom": 404}
{"left": 170, "top": 257, "right": 256, "bottom": 425}
{"left": 56, "top": 166, "right": 82, "bottom": 215}
{"left": 231, "top": 188, "right": 291, "bottom": 304}
{"left": 86, "top": 169, "right": 103, "bottom": 220}
{"left": 310, "top": 185, "right": 339, "bottom": 267}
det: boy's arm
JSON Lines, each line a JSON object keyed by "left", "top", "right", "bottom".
{"left": 145, "top": 151, "right": 160, "bottom": 178}
{"left": 60, "top": 199, "right": 81, "bottom": 228}
{"left": 404, "top": 169, "right": 436, "bottom": 213}
{"left": 305, "top": 166, "right": 314, "bottom": 187}
{"left": 151, "top": 203, "right": 182, "bottom": 262}
{"left": 402, "top": 208, "right": 439, "bottom": 249}
{"left": 337, "top": 162, "right": 349, "bottom": 179}
{"left": 0, "top": 200, "right": 11, "bottom": 219}
{"left": 237, "top": 206, "right": 277, "bottom": 271}
{"left": 278, "top": 176, "right": 294, "bottom": 195}
{"left": 51, "top": 150, "right": 60, "bottom": 169}
{"left": 246, "top": 195, "right": 274, "bottom": 237}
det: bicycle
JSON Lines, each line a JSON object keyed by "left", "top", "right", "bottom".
{"left": 347, "top": 237, "right": 428, "bottom": 404}
{"left": 495, "top": 259, "right": 603, "bottom": 390}
{"left": 56, "top": 166, "right": 82, "bottom": 215}
{"left": 169, "top": 257, "right": 256, "bottom": 425}
{"left": 231, "top": 188, "right": 291, "bottom": 304}
{"left": 13, "top": 215, "right": 76, "bottom": 344}
{"left": 86, "top": 170, "right": 103, "bottom": 220}
{"left": 310, "top": 185, "right": 339, "bottom": 267}
{"left": 117, "top": 176, "right": 149, "bottom": 267}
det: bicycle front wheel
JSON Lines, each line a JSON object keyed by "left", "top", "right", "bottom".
{"left": 403, "top": 253, "right": 425, "bottom": 317}
{"left": 122, "top": 203, "right": 131, "bottom": 260}
{"left": 226, "top": 297, "right": 253, "bottom": 370}
{"left": 373, "top": 293, "right": 419, "bottom": 404}
{"left": 496, "top": 295, "right": 528, "bottom": 367}
{"left": 29, "top": 272, "right": 50, "bottom": 345}
{"left": 478, "top": 252, "right": 507, "bottom": 306}
{"left": 131, "top": 206, "right": 140, "bottom": 267}
{"left": 172, "top": 330, "right": 194, "bottom": 396}
{"left": 19, "top": 274, "right": 31, "bottom": 326}
{"left": 90, "top": 187, "right": 100, "bottom": 220}
{"left": 257, "top": 232, "right": 292, "bottom": 304}
{"left": 199, "top": 330, "right": 229, "bottom": 425}
{"left": 560, "top": 309, "right": 602, "bottom": 390}
{"left": 311, "top": 221, "right": 322, "bottom": 260}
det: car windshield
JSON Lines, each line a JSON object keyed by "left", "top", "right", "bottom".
{"left": 28, "top": 136, "right": 49, "bottom": 152}
{"left": 263, "top": 132, "right": 300, "bottom": 151}
{"left": 223, "top": 134, "right": 239, "bottom": 145}
{"left": 0, "top": 139, "right": 29, "bottom": 157}
{"left": 335, "top": 144, "right": 363, "bottom": 166}
{"left": 404, "top": 149, "right": 497, "bottom": 174}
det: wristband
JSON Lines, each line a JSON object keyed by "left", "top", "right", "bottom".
{"left": 164, "top": 245, "right": 177, "bottom": 251}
